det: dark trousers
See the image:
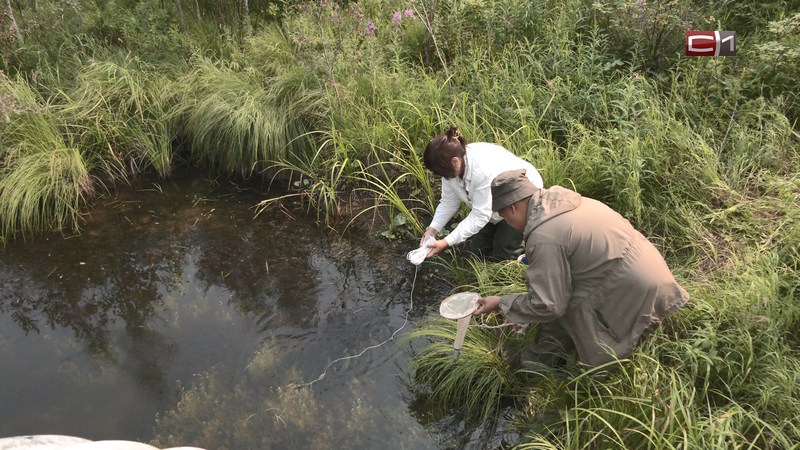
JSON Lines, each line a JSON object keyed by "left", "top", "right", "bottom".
{"left": 466, "top": 220, "right": 524, "bottom": 261}
{"left": 521, "top": 321, "right": 577, "bottom": 370}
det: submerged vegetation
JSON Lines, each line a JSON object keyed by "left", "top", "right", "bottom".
{"left": 1, "top": 0, "right": 798, "bottom": 447}
{"left": 150, "top": 341, "right": 433, "bottom": 449}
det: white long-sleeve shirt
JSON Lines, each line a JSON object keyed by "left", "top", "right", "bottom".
{"left": 429, "top": 142, "right": 544, "bottom": 247}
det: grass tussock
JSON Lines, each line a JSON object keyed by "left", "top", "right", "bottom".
{"left": 164, "top": 55, "right": 324, "bottom": 177}
{"left": 61, "top": 57, "right": 174, "bottom": 179}
{"left": 0, "top": 74, "right": 92, "bottom": 238}
{"left": 408, "top": 316, "right": 524, "bottom": 424}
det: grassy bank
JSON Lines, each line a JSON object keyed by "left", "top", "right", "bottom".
{"left": 2, "top": 0, "right": 799, "bottom": 447}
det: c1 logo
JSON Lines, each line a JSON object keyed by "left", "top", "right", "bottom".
{"left": 686, "top": 31, "right": 736, "bottom": 56}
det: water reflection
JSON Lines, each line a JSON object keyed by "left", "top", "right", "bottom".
{"left": 0, "top": 173, "right": 463, "bottom": 448}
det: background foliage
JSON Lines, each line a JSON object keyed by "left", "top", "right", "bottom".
{"left": 1, "top": 0, "right": 799, "bottom": 447}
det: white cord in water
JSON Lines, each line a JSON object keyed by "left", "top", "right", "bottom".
{"left": 290, "top": 238, "right": 523, "bottom": 389}
{"left": 290, "top": 264, "right": 421, "bottom": 390}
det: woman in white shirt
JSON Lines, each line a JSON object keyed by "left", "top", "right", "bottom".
{"left": 419, "top": 126, "right": 544, "bottom": 261}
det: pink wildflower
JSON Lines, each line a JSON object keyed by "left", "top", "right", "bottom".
{"left": 404, "top": 9, "right": 414, "bottom": 18}
{"left": 392, "top": 11, "right": 402, "bottom": 26}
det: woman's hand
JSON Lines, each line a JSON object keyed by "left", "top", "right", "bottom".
{"left": 420, "top": 227, "right": 438, "bottom": 246}
{"left": 473, "top": 295, "right": 501, "bottom": 316}
{"left": 425, "top": 239, "right": 449, "bottom": 258}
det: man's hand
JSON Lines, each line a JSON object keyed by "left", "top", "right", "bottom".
{"left": 473, "top": 295, "right": 501, "bottom": 315}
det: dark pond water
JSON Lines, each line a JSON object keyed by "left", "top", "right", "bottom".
{"left": 0, "top": 173, "right": 499, "bottom": 449}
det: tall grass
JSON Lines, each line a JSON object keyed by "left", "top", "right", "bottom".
{"left": 0, "top": 56, "right": 178, "bottom": 241}
{"left": 348, "top": 122, "right": 438, "bottom": 236}
{"left": 0, "top": 74, "right": 92, "bottom": 239}
{"left": 0, "top": 143, "right": 91, "bottom": 237}
{"left": 254, "top": 130, "right": 353, "bottom": 228}
{"left": 163, "top": 55, "right": 323, "bottom": 177}
{"left": 59, "top": 57, "right": 174, "bottom": 179}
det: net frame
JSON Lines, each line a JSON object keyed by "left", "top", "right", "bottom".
{"left": 439, "top": 292, "right": 480, "bottom": 320}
